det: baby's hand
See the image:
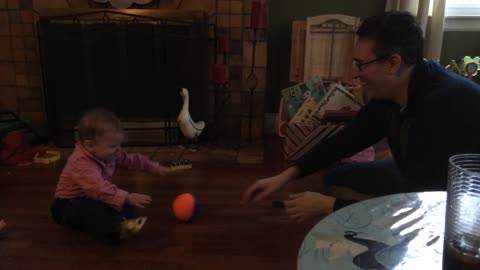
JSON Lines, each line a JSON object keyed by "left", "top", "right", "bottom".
{"left": 126, "top": 193, "right": 152, "bottom": 208}
{"left": 152, "top": 163, "right": 173, "bottom": 176}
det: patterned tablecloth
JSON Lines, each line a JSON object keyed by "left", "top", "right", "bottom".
{"left": 298, "top": 192, "right": 446, "bottom": 269}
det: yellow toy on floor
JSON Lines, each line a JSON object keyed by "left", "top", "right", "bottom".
{"left": 170, "top": 159, "right": 192, "bottom": 171}
{"left": 33, "top": 150, "right": 61, "bottom": 164}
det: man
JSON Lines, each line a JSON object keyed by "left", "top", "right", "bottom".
{"left": 242, "top": 11, "right": 480, "bottom": 222}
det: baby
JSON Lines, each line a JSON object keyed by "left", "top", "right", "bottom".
{"left": 50, "top": 108, "right": 171, "bottom": 243}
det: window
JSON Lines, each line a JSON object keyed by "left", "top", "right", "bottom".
{"left": 429, "top": 0, "right": 480, "bottom": 31}
{"left": 445, "top": 0, "right": 480, "bottom": 17}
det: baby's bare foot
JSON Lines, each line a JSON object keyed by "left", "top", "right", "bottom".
{"left": 119, "top": 216, "right": 147, "bottom": 240}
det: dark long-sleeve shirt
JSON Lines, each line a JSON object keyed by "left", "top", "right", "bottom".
{"left": 295, "top": 60, "right": 480, "bottom": 198}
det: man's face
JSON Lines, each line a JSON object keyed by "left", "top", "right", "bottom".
{"left": 353, "top": 38, "right": 396, "bottom": 100}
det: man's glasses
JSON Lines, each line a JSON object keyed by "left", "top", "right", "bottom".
{"left": 353, "top": 54, "right": 390, "bottom": 71}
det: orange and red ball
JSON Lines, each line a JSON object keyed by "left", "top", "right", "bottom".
{"left": 172, "top": 193, "right": 199, "bottom": 222}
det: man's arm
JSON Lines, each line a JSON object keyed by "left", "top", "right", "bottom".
{"left": 295, "top": 100, "right": 394, "bottom": 177}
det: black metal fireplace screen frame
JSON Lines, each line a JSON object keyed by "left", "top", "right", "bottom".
{"left": 37, "top": 10, "right": 209, "bottom": 147}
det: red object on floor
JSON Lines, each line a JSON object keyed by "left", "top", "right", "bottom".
{"left": 172, "top": 193, "right": 198, "bottom": 222}
{"left": 0, "top": 130, "right": 37, "bottom": 166}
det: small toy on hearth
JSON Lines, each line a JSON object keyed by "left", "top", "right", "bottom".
{"left": 172, "top": 193, "right": 199, "bottom": 222}
{"left": 170, "top": 159, "right": 192, "bottom": 171}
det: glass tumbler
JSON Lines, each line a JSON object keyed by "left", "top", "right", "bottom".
{"left": 443, "top": 154, "right": 480, "bottom": 270}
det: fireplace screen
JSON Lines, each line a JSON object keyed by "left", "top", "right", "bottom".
{"left": 38, "top": 11, "right": 209, "bottom": 146}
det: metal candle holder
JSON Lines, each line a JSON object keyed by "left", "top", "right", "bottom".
{"left": 245, "top": 27, "right": 265, "bottom": 143}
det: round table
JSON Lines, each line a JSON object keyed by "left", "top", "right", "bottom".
{"left": 298, "top": 192, "right": 446, "bottom": 269}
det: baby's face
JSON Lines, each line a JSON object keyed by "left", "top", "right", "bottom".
{"left": 90, "top": 131, "right": 124, "bottom": 162}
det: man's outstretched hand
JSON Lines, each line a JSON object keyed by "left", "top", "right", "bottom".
{"left": 284, "top": 192, "right": 335, "bottom": 222}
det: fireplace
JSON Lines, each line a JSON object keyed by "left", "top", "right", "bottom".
{"left": 1, "top": 1, "right": 267, "bottom": 149}
{"left": 38, "top": 10, "right": 209, "bottom": 146}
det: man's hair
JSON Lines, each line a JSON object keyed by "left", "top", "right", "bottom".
{"left": 357, "top": 11, "right": 424, "bottom": 65}
{"left": 77, "top": 108, "right": 122, "bottom": 141}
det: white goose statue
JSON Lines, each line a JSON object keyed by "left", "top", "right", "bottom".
{"left": 178, "top": 88, "right": 206, "bottom": 139}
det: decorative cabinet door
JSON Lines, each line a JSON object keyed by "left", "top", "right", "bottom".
{"left": 290, "top": 14, "right": 361, "bottom": 83}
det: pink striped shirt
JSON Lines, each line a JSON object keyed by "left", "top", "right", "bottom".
{"left": 54, "top": 143, "right": 159, "bottom": 211}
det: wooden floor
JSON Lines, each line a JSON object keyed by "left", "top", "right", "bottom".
{"left": 0, "top": 138, "right": 321, "bottom": 270}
